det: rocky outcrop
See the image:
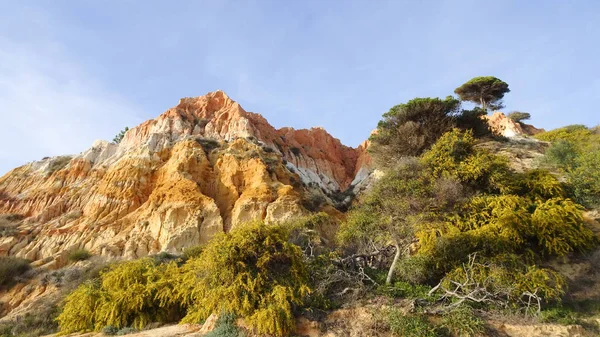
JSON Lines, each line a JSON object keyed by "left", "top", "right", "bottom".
{"left": 485, "top": 112, "right": 545, "bottom": 137}
{"left": 2, "top": 92, "right": 553, "bottom": 267}
{"left": 116, "top": 91, "right": 369, "bottom": 192}
{"left": 0, "top": 91, "right": 371, "bottom": 265}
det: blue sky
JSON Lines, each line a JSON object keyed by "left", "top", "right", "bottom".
{"left": 1, "top": 0, "right": 599, "bottom": 175}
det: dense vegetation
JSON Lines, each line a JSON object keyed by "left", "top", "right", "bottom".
{"left": 57, "top": 222, "right": 310, "bottom": 336}
{"left": 67, "top": 249, "right": 92, "bottom": 262}
{"left": 7, "top": 76, "right": 599, "bottom": 336}
{"left": 535, "top": 124, "right": 600, "bottom": 208}
{"left": 343, "top": 129, "right": 595, "bottom": 309}
{"left": 508, "top": 111, "right": 531, "bottom": 123}
{"left": 342, "top": 77, "right": 598, "bottom": 333}
{"left": 0, "top": 257, "right": 30, "bottom": 290}
{"left": 368, "top": 96, "right": 461, "bottom": 167}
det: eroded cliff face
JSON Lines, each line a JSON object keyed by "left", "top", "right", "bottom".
{"left": 0, "top": 93, "right": 541, "bottom": 267}
{"left": 0, "top": 91, "right": 370, "bottom": 266}
{"left": 485, "top": 112, "right": 545, "bottom": 137}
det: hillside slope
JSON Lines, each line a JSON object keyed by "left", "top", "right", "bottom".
{"left": 0, "top": 91, "right": 370, "bottom": 266}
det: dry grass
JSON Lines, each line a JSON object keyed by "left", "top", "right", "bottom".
{"left": 47, "top": 156, "right": 72, "bottom": 174}
{"left": 0, "top": 214, "right": 22, "bottom": 237}
{"left": 0, "top": 257, "right": 30, "bottom": 289}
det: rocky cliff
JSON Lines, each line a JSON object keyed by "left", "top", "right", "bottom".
{"left": 0, "top": 92, "right": 543, "bottom": 267}
{"left": 0, "top": 91, "right": 371, "bottom": 266}
{"left": 485, "top": 111, "right": 545, "bottom": 137}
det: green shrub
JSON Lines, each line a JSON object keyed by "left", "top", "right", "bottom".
{"left": 102, "top": 325, "right": 119, "bottom": 335}
{"left": 301, "top": 192, "right": 326, "bottom": 212}
{"left": 67, "top": 249, "right": 92, "bottom": 262}
{"left": 177, "top": 222, "right": 309, "bottom": 337}
{"left": 455, "top": 108, "right": 492, "bottom": 138}
{"left": 441, "top": 305, "right": 485, "bottom": 337}
{"left": 57, "top": 280, "right": 103, "bottom": 332}
{"left": 57, "top": 259, "right": 182, "bottom": 333}
{"left": 262, "top": 156, "right": 279, "bottom": 168}
{"left": 529, "top": 198, "right": 596, "bottom": 256}
{"left": 535, "top": 125, "right": 596, "bottom": 146}
{"left": 58, "top": 222, "right": 308, "bottom": 336}
{"left": 204, "top": 313, "right": 245, "bottom": 337}
{"left": 182, "top": 245, "right": 204, "bottom": 260}
{"left": 517, "top": 169, "right": 565, "bottom": 200}
{"left": 541, "top": 140, "right": 578, "bottom": 171}
{"left": 338, "top": 157, "right": 440, "bottom": 285}
{"left": 116, "top": 327, "right": 136, "bottom": 335}
{"left": 536, "top": 126, "right": 600, "bottom": 207}
{"left": 387, "top": 310, "right": 439, "bottom": 337}
{"left": 395, "top": 256, "right": 435, "bottom": 285}
{"left": 418, "top": 191, "right": 596, "bottom": 275}
{"left": 507, "top": 111, "right": 531, "bottom": 123}
{"left": 290, "top": 146, "right": 301, "bottom": 156}
{"left": 113, "top": 127, "right": 129, "bottom": 144}
{"left": 431, "top": 254, "right": 566, "bottom": 312}
{"left": 536, "top": 125, "right": 600, "bottom": 208}
{"left": 284, "top": 212, "right": 366, "bottom": 309}
{"left": 379, "top": 281, "right": 432, "bottom": 299}
{"left": 47, "top": 156, "right": 71, "bottom": 173}
{"left": 0, "top": 303, "right": 59, "bottom": 337}
{"left": 0, "top": 257, "right": 30, "bottom": 289}
{"left": 285, "top": 212, "right": 337, "bottom": 253}
{"left": 301, "top": 255, "right": 341, "bottom": 310}
{"left": 262, "top": 146, "right": 275, "bottom": 153}
{"left": 196, "top": 137, "right": 220, "bottom": 152}
{"left": 421, "top": 129, "right": 512, "bottom": 193}
{"left": 541, "top": 306, "right": 579, "bottom": 325}
{"left": 0, "top": 214, "right": 22, "bottom": 237}
{"left": 569, "top": 150, "right": 600, "bottom": 208}
{"left": 152, "top": 251, "right": 177, "bottom": 264}
{"left": 0, "top": 225, "right": 17, "bottom": 237}
{"left": 0, "top": 323, "right": 12, "bottom": 337}
{"left": 369, "top": 96, "right": 460, "bottom": 167}
{"left": 245, "top": 149, "right": 260, "bottom": 159}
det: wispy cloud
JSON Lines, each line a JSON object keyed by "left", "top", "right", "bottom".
{"left": 1, "top": 0, "right": 599, "bottom": 176}
{"left": 0, "top": 5, "right": 142, "bottom": 175}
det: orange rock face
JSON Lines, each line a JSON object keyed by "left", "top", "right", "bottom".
{"left": 484, "top": 112, "right": 545, "bottom": 137}
{"left": 0, "top": 91, "right": 371, "bottom": 264}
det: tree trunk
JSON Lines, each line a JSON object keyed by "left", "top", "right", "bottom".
{"left": 386, "top": 242, "right": 402, "bottom": 285}
{"left": 481, "top": 97, "right": 487, "bottom": 111}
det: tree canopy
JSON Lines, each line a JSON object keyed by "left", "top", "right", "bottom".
{"left": 112, "top": 127, "right": 129, "bottom": 144}
{"left": 369, "top": 96, "right": 460, "bottom": 167}
{"left": 536, "top": 125, "right": 600, "bottom": 208}
{"left": 454, "top": 76, "right": 510, "bottom": 111}
{"left": 507, "top": 111, "right": 531, "bottom": 123}
{"left": 342, "top": 128, "right": 597, "bottom": 297}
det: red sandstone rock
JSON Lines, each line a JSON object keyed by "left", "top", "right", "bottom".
{"left": 0, "top": 91, "right": 371, "bottom": 264}
{"left": 484, "top": 112, "right": 545, "bottom": 137}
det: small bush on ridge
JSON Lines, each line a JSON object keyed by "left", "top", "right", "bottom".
{"left": 0, "top": 256, "right": 30, "bottom": 289}
{"left": 387, "top": 310, "right": 439, "bottom": 337}
{"left": 102, "top": 325, "right": 119, "bottom": 335}
{"left": 441, "top": 305, "right": 486, "bottom": 337}
{"left": 116, "top": 327, "right": 137, "bottom": 335}
{"left": 67, "top": 249, "right": 92, "bottom": 262}
{"left": 204, "top": 313, "right": 245, "bottom": 337}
